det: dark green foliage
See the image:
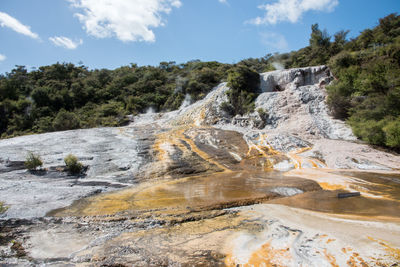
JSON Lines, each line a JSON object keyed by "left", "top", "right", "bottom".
{"left": 64, "top": 154, "right": 84, "bottom": 175}
{"left": 224, "top": 66, "right": 260, "bottom": 115}
{"left": 257, "top": 108, "right": 268, "bottom": 120}
{"left": 163, "top": 92, "right": 185, "bottom": 111}
{"left": 52, "top": 109, "right": 80, "bottom": 131}
{"left": 247, "top": 13, "right": 400, "bottom": 150}
{"left": 0, "top": 202, "right": 7, "bottom": 214}
{"left": 220, "top": 101, "right": 235, "bottom": 115}
{"left": 0, "top": 60, "right": 230, "bottom": 138}
{"left": 326, "top": 90, "right": 352, "bottom": 119}
{"left": 25, "top": 152, "right": 43, "bottom": 171}
{"left": 383, "top": 119, "right": 400, "bottom": 149}
{"left": 348, "top": 118, "right": 386, "bottom": 145}
{"left": 236, "top": 54, "right": 275, "bottom": 73}
{"left": 256, "top": 14, "right": 400, "bottom": 150}
{"left": 34, "top": 116, "right": 53, "bottom": 133}
{"left": 325, "top": 13, "right": 400, "bottom": 150}
{"left": 266, "top": 23, "right": 350, "bottom": 68}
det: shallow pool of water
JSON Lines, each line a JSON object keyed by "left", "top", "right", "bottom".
{"left": 50, "top": 171, "right": 320, "bottom": 217}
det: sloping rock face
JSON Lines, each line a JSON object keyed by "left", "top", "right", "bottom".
{"left": 1, "top": 66, "right": 400, "bottom": 266}
{"left": 145, "top": 65, "right": 354, "bottom": 142}
{"left": 0, "top": 127, "right": 153, "bottom": 219}
{"left": 256, "top": 65, "right": 355, "bottom": 140}
{"left": 216, "top": 65, "right": 354, "bottom": 141}
{"left": 164, "top": 82, "right": 230, "bottom": 126}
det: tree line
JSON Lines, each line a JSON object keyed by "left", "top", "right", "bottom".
{"left": 0, "top": 13, "right": 399, "bottom": 150}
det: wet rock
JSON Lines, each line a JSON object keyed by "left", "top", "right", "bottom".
{"left": 270, "top": 187, "right": 304, "bottom": 197}
{"left": 50, "top": 171, "right": 322, "bottom": 218}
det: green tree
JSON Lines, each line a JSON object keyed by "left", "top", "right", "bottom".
{"left": 309, "top": 23, "right": 331, "bottom": 48}
{"left": 383, "top": 119, "right": 400, "bottom": 149}
{"left": 224, "top": 66, "right": 260, "bottom": 115}
{"left": 52, "top": 109, "right": 80, "bottom": 131}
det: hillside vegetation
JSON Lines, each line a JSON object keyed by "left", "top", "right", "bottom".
{"left": 269, "top": 14, "right": 400, "bottom": 150}
{"left": 0, "top": 14, "right": 399, "bottom": 150}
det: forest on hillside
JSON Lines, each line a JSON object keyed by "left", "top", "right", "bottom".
{"left": 0, "top": 13, "right": 399, "bottom": 150}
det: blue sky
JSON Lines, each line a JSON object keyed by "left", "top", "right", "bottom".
{"left": 0, "top": 0, "right": 398, "bottom": 74}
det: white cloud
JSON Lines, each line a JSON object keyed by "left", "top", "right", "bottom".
{"left": 68, "top": 0, "right": 182, "bottom": 42}
{"left": 250, "top": 0, "right": 338, "bottom": 25}
{"left": 0, "top": 11, "right": 39, "bottom": 39}
{"left": 260, "top": 32, "right": 289, "bottom": 52}
{"left": 49, "top": 36, "right": 83, "bottom": 49}
{"left": 219, "top": 0, "right": 228, "bottom": 4}
{"left": 0, "top": 54, "right": 6, "bottom": 62}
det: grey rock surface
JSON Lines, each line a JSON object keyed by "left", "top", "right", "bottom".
{"left": 0, "top": 126, "right": 153, "bottom": 219}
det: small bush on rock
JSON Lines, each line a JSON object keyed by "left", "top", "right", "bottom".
{"left": 225, "top": 65, "right": 260, "bottom": 116}
{"left": 257, "top": 108, "right": 268, "bottom": 120}
{"left": 64, "top": 154, "right": 84, "bottom": 175}
{"left": 220, "top": 101, "right": 235, "bottom": 116}
{"left": 0, "top": 202, "right": 7, "bottom": 214}
{"left": 24, "top": 152, "right": 43, "bottom": 171}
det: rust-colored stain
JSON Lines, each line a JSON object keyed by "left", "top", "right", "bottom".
{"left": 347, "top": 252, "right": 368, "bottom": 267}
{"left": 225, "top": 242, "right": 291, "bottom": 267}
{"left": 326, "top": 238, "right": 336, "bottom": 244}
{"left": 323, "top": 248, "right": 339, "bottom": 267}
{"left": 318, "top": 182, "right": 346, "bottom": 191}
{"left": 287, "top": 147, "right": 311, "bottom": 169}
{"left": 368, "top": 236, "right": 400, "bottom": 262}
{"left": 342, "top": 247, "right": 353, "bottom": 254}
{"left": 153, "top": 126, "right": 229, "bottom": 171}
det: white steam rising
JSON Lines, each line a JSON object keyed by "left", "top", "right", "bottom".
{"left": 272, "top": 62, "right": 284, "bottom": 70}
{"left": 180, "top": 94, "right": 192, "bottom": 109}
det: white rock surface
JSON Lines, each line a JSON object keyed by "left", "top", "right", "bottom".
{"left": 0, "top": 126, "right": 148, "bottom": 218}
{"left": 256, "top": 65, "right": 355, "bottom": 140}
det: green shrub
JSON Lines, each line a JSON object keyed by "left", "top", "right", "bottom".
{"left": 24, "top": 152, "right": 43, "bottom": 171}
{"left": 34, "top": 116, "right": 54, "bottom": 133}
{"left": 225, "top": 66, "right": 260, "bottom": 115}
{"left": 64, "top": 154, "right": 84, "bottom": 175}
{"left": 163, "top": 92, "right": 185, "bottom": 111}
{"left": 220, "top": 102, "right": 235, "bottom": 116}
{"left": 97, "top": 101, "right": 125, "bottom": 117}
{"left": 383, "top": 119, "right": 400, "bottom": 149}
{"left": 328, "top": 51, "right": 356, "bottom": 72}
{"left": 326, "top": 90, "right": 351, "bottom": 119}
{"left": 257, "top": 108, "right": 268, "bottom": 120}
{"left": 52, "top": 109, "right": 80, "bottom": 131}
{"left": 349, "top": 119, "right": 387, "bottom": 146}
{"left": 0, "top": 202, "right": 7, "bottom": 214}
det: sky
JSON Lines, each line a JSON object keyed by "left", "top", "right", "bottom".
{"left": 0, "top": 0, "right": 399, "bottom": 74}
